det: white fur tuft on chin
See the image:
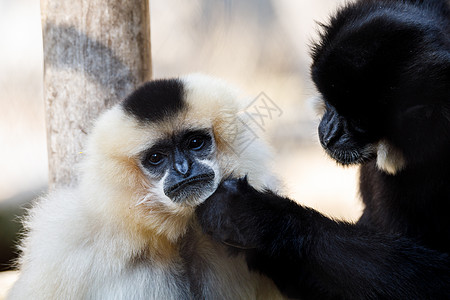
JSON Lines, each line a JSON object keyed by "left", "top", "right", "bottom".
{"left": 376, "top": 140, "right": 406, "bottom": 175}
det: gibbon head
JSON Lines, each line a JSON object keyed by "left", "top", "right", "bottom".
{"left": 310, "top": 1, "right": 450, "bottom": 175}
{"left": 80, "top": 74, "right": 269, "bottom": 241}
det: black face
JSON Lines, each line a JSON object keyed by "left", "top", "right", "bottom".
{"left": 141, "top": 129, "right": 217, "bottom": 204}
{"left": 317, "top": 102, "right": 379, "bottom": 165}
{"left": 311, "top": 1, "right": 450, "bottom": 167}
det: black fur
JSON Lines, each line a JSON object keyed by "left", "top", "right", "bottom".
{"left": 197, "top": 0, "right": 450, "bottom": 299}
{"left": 312, "top": 0, "right": 450, "bottom": 167}
{"left": 122, "top": 78, "right": 185, "bottom": 123}
{"left": 197, "top": 178, "right": 450, "bottom": 299}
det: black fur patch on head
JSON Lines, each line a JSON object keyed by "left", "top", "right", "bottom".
{"left": 122, "top": 78, "right": 186, "bottom": 123}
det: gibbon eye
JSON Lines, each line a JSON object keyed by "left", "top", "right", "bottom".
{"left": 188, "top": 136, "right": 205, "bottom": 150}
{"left": 350, "top": 119, "right": 367, "bottom": 135}
{"left": 147, "top": 153, "right": 165, "bottom": 165}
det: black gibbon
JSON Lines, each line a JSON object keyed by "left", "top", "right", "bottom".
{"left": 197, "top": 0, "right": 450, "bottom": 299}
{"left": 9, "top": 74, "right": 285, "bottom": 299}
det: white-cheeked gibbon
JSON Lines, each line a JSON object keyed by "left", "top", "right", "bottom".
{"left": 9, "top": 74, "right": 285, "bottom": 300}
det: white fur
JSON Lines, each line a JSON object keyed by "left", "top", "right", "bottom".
{"left": 376, "top": 140, "right": 406, "bottom": 175}
{"left": 9, "top": 75, "right": 284, "bottom": 300}
{"left": 308, "top": 95, "right": 327, "bottom": 117}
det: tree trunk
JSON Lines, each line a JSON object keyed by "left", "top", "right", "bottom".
{"left": 41, "top": 0, "right": 152, "bottom": 189}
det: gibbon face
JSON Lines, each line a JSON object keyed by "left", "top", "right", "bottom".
{"left": 310, "top": 1, "right": 450, "bottom": 174}
{"left": 122, "top": 78, "right": 221, "bottom": 206}
{"left": 81, "top": 74, "right": 256, "bottom": 241}
{"left": 139, "top": 127, "right": 218, "bottom": 205}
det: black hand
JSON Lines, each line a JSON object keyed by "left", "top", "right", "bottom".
{"left": 196, "top": 178, "right": 263, "bottom": 248}
{"left": 196, "top": 177, "right": 309, "bottom": 250}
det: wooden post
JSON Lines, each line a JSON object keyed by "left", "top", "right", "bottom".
{"left": 41, "top": 0, "right": 152, "bottom": 189}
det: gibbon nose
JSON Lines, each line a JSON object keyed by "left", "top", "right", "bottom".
{"left": 319, "top": 110, "right": 343, "bottom": 149}
{"left": 173, "top": 149, "right": 191, "bottom": 176}
{"left": 175, "top": 160, "right": 189, "bottom": 175}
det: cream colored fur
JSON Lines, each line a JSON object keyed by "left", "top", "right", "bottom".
{"left": 376, "top": 140, "right": 406, "bottom": 175}
{"left": 308, "top": 95, "right": 327, "bottom": 117}
{"left": 8, "top": 74, "right": 284, "bottom": 300}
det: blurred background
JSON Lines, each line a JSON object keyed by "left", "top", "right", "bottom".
{"left": 0, "top": 0, "right": 361, "bottom": 296}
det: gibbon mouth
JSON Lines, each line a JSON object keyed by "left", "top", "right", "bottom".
{"left": 165, "top": 173, "right": 215, "bottom": 199}
{"left": 325, "top": 147, "right": 376, "bottom": 166}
